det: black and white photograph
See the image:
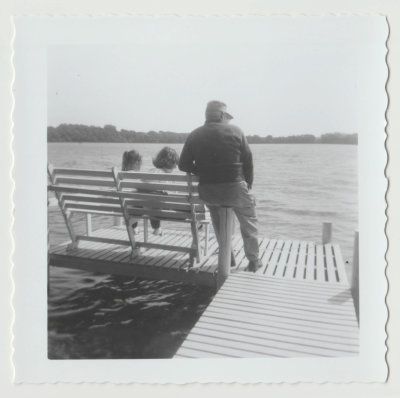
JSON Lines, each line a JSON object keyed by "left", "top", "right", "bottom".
{"left": 12, "top": 14, "right": 388, "bottom": 383}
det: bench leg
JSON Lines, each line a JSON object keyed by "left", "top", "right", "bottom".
{"left": 86, "top": 213, "right": 92, "bottom": 236}
{"left": 203, "top": 222, "right": 210, "bottom": 256}
{"left": 130, "top": 247, "right": 141, "bottom": 260}
{"left": 143, "top": 217, "right": 149, "bottom": 243}
{"left": 65, "top": 212, "right": 79, "bottom": 251}
{"left": 67, "top": 241, "right": 79, "bottom": 251}
{"left": 190, "top": 221, "right": 201, "bottom": 266}
{"left": 126, "top": 217, "right": 140, "bottom": 261}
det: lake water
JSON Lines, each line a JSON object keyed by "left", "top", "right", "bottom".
{"left": 48, "top": 142, "right": 358, "bottom": 358}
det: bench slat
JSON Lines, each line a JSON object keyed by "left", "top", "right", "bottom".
{"left": 48, "top": 185, "right": 120, "bottom": 197}
{"left": 68, "top": 209, "right": 199, "bottom": 222}
{"left": 62, "top": 195, "right": 121, "bottom": 205}
{"left": 119, "top": 191, "right": 203, "bottom": 204}
{"left": 55, "top": 177, "right": 115, "bottom": 187}
{"left": 119, "top": 171, "right": 199, "bottom": 183}
{"left": 124, "top": 199, "right": 205, "bottom": 212}
{"left": 53, "top": 168, "right": 113, "bottom": 178}
{"left": 49, "top": 185, "right": 204, "bottom": 204}
{"left": 126, "top": 207, "right": 204, "bottom": 221}
{"left": 120, "top": 181, "right": 197, "bottom": 193}
{"left": 64, "top": 203, "right": 123, "bottom": 214}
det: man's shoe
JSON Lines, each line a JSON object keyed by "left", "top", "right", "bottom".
{"left": 246, "top": 260, "right": 262, "bottom": 273}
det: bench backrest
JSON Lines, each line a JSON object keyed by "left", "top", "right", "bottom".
{"left": 115, "top": 170, "right": 207, "bottom": 222}
{"left": 48, "top": 164, "right": 207, "bottom": 222}
{"left": 48, "top": 164, "right": 123, "bottom": 216}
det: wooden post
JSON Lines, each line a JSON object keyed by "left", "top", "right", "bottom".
{"left": 216, "top": 207, "right": 234, "bottom": 290}
{"left": 351, "top": 231, "right": 359, "bottom": 324}
{"left": 86, "top": 213, "right": 92, "bottom": 236}
{"left": 322, "top": 222, "right": 332, "bottom": 244}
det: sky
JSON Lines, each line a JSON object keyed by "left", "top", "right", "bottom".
{"left": 47, "top": 17, "right": 387, "bottom": 136}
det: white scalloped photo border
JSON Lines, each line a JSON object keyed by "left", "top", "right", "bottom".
{"left": 10, "top": 15, "right": 388, "bottom": 384}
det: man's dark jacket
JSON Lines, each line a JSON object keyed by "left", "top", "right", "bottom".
{"left": 179, "top": 121, "right": 254, "bottom": 188}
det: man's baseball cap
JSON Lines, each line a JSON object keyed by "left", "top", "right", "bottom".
{"left": 205, "top": 100, "right": 233, "bottom": 120}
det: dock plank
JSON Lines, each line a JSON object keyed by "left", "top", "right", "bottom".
{"left": 256, "top": 239, "right": 276, "bottom": 275}
{"left": 316, "top": 245, "right": 326, "bottom": 282}
{"left": 295, "top": 241, "right": 307, "bottom": 280}
{"left": 325, "top": 244, "right": 338, "bottom": 283}
{"left": 274, "top": 240, "right": 291, "bottom": 278}
{"left": 332, "top": 244, "right": 349, "bottom": 285}
{"left": 285, "top": 240, "right": 300, "bottom": 279}
{"left": 265, "top": 240, "right": 284, "bottom": 276}
{"left": 264, "top": 239, "right": 283, "bottom": 276}
{"left": 305, "top": 242, "right": 315, "bottom": 281}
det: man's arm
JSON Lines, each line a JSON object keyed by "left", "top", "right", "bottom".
{"left": 178, "top": 134, "right": 197, "bottom": 174}
{"left": 240, "top": 133, "right": 254, "bottom": 189}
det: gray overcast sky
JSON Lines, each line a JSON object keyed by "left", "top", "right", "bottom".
{"left": 47, "top": 17, "right": 386, "bottom": 136}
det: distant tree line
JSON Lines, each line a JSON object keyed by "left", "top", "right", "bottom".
{"left": 47, "top": 124, "right": 188, "bottom": 143}
{"left": 48, "top": 124, "right": 358, "bottom": 145}
{"left": 247, "top": 133, "right": 358, "bottom": 145}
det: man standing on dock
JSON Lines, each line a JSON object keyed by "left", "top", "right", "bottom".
{"left": 179, "top": 100, "right": 262, "bottom": 272}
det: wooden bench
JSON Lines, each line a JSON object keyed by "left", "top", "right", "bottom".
{"left": 47, "top": 163, "right": 210, "bottom": 266}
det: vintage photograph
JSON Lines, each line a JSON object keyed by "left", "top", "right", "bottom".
{"left": 46, "top": 16, "right": 367, "bottom": 360}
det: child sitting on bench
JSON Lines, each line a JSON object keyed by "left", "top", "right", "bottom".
{"left": 121, "top": 147, "right": 179, "bottom": 236}
{"left": 121, "top": 149, "right": 142, "bottom": 235}
{"left": 148, "top": 146, "right": 180, "bottom": 235}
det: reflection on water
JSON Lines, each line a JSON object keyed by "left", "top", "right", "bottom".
{"left": 49, "top": 269, "right": 214, "bottom": 359}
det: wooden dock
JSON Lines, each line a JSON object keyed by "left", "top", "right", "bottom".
{"left": 174, "top": 272, "right": 358, "bottom": 358}
{"left": 49, "top": 226, "right": 219, "bottom": 287}
{"left": 49, "top": 225, "right": 349, "bottom": 288}
{"left": 49, "top": 225, "right": 359, "bottom": 358}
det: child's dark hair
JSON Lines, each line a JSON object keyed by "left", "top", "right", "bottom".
{"left": 122, "top": 150, "right": 142, "bottom": 171}
{"left": 152, "top": 147, "right": 179, "bottom": 170}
